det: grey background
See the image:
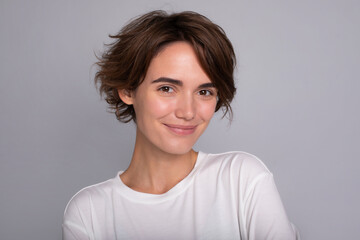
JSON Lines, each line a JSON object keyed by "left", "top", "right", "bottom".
{"left": 0, "top": 0, "right": 359, "bottom": 239}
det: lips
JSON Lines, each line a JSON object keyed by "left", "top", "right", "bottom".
{"left": 163, "top": 124, "right": 197, "bottom": 136}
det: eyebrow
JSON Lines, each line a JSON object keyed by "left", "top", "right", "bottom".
{"left": 151, "top": 77, "right": 183, "bottom": 86}
{"left": 151, "top": 77, "right": 215, "bottom": 89}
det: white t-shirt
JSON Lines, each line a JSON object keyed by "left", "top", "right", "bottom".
{"left": 63, "top": 151, "right": 299, "bottom": 240}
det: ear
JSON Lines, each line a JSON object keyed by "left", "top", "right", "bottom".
{"left": 117, "top": 89, "right": 134, "bottom": 105}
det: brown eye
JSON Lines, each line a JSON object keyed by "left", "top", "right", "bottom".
{"left": 199, "top": 90, "right": 212, "bottom": 96}
{"left": 158, "top": 86, "right": 174, "bottom": 93}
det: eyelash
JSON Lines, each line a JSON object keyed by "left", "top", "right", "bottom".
{"left": 198, "top": 89, "right": 214, "bottom": 96}
{"left": 157, "top": 85, "right": 215, "bottom": 97}
{"left": 158, "top": 86, "right": 174, "bottom": 93}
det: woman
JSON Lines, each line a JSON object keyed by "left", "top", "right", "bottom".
{"left": 63, "top": 10, "right": 299, "bottom": 240}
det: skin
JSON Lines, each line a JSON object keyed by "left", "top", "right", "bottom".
{"left": 118, "top": 41, "right": 217, "bottom": 194}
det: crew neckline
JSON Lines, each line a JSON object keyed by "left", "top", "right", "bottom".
{"left": 114, "top": 151, "right": 206, "bottom": 204}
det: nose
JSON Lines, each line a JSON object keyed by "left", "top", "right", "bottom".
{"left": 175, "top": 94, "right": 196, "bottom": 120}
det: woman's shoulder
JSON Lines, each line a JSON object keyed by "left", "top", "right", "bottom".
{"left": 63, "top": 175, "right": 119, "bottom": 218}
{"left": 200, "top": 151, "right": 272, "bottom": 181}
{"left": 203, "top": 151, "right": 270, "bottom": 170}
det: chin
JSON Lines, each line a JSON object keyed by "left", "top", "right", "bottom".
{"left": 158, "top": 141, "right": 195, "bottom": 156}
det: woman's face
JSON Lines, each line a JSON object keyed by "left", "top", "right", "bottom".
{"left": 120, "top": 41, "right": 217, "bottom": 155}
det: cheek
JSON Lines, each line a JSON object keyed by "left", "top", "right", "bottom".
{"left": 197, "top": 100, "right": 217, "bottom": 120}
{"left": 138, "top": 96, "right": 174, "bottom": 119}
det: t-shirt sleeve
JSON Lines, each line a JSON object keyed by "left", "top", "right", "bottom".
{"left": 62, "top": 193, "right": 91, "bottom": 240}
{"left": 232, "top": 153, "right": 300, "bottom": 240}
{"left": 242, "top": 171, "right": 299, "bottom": 240}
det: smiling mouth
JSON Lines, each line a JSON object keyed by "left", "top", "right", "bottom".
{"left": 163, "top": 124, "right": 197, "bottom": 136}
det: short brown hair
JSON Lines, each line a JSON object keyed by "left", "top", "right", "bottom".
{"left": 95, "top": 10, "right": 236, "bottom": 122}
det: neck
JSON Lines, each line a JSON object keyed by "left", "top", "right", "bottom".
{"left": 120, "top": 129, "right": 198, "bottom": 194}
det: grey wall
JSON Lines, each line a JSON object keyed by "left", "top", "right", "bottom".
{"left": 1, "top": 0, "right": 359, "bottom": 239}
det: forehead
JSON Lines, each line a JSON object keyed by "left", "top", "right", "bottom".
{"left": 144, "top": 41, "right": 211, "bottom": 84}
